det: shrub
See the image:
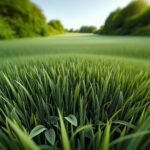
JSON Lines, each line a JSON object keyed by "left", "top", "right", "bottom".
{"left": 48, "top": 20, "right": 65, "bottom": 34}
{"left": 0, "top": 0, "right": 49, "bottom": 39}
{"left": 0, "top": 17, "right": 14, "bottom": 39}
{"left": 80, "top": 26, "right": 97, "bottom": 33}
{"left": 99, "top": 0, "right": 150, "bottom": 35}
{"left": 132, "top": 25, "right": 150, "bottom": 35}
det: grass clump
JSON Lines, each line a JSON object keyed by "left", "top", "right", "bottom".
{"left": 0, "top": 57, "right": 150, "bottom": 149}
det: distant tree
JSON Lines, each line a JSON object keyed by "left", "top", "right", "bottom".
{"left": 48, "top": 20, "right": 65, "bottom": 34}
{"left": 65, "top": 28, "right": 68, "bottom": 32}
{"left": 80, "top": 26, "right": 97, "bottom": 33}
{"left": 74, "top": 29, "right": 80, "bottom": 33}
{"left": 69, "top": 28, "right": 74, "bottom": 32}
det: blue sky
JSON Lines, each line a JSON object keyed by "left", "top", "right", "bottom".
{"left": 31, "top": 0, "right": 133, "bottom": 29}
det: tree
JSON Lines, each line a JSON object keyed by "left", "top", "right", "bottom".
{"left": 99, "top": 0, "right": 150, "bottom": 35}
{"left": 80, "top": 26, "right": 97, "bottom": 33}
{"left": 0, "top": 17, "right": 14, "bottom": 39}
{"left": 0, "top": 0, "right": 49, "bottom": 39}
{"left": 48, "top": 20, "right": 65, "bottom": 34}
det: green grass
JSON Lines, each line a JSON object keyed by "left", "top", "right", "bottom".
{"left": 0, "top": 34, "right": 150, "bottom": 150}
{"left": 0, "top": 33, "right": 150, "bottom": 60}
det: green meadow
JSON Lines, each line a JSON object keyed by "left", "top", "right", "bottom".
{"left": 0, "top": 34, "right": 150, "bottom": 150}
{"left": 1, "top": 33, "right": 150, "bottom": 60}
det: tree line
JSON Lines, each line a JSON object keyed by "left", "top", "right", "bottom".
{"left": 79, "top": 26, "right": 97, "bottom": 33}
{"left": 98, "top": 0, "right": 150, "bottom": 35}
{"left": 68, "top": 26, "right": 97, "bottom": 33}
{"left": 1, "top": 0, "right": 150, "bottom": 39}
{"left": 0, "top": 0, "right": 65, "bottom": 39}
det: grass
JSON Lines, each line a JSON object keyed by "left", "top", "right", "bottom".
{"left": 1, "top": 33, "right": 150, "bottom": 60}
{"left": 0, "top": 33, "right": 150, "bottom": 150}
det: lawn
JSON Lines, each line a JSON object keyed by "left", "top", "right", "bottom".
{"left": 1, "top": 33, "right": 150, "bottom": 60}
{"left": 0, "top": 34, "right": 150, "bottom": 150}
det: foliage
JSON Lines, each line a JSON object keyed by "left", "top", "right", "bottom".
{"left": 80, "top": 26, "right": 97, "bottom": 33}
{"left": 0, "top": 0, "right": 49, "bottom": 39}
{"left": 0, "top": 55, "right": 150, "bottom": 149}
{"left": 48, "top": 20, "right": 65, "bottom": 35}
{"left": 0, "top": 17, "right": 14, "bottom": 39}
{"left": 1, "top": 34, "right": 150, "bottom": 61}
{"left": 0, "top": 34, "right": 150, "bottom": 149}
{"left": 99, "top": 0, "right": 150, "bottom": 35}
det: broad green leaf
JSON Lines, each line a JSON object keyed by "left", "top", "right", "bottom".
{"left": 45, "top": 128, "right": 56, "bottom": 146}
{"left": 64, "top": 114, "right": 78, "bottom": 127}
{"left": 29, "top": 125, "right": 46, "bottom": 139}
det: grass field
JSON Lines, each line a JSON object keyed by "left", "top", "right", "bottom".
{"left": 1, "top": 33, "right": 150, "bottom": 60}
{"left": 0, "top": 34, "right": 150, "bottom": 150}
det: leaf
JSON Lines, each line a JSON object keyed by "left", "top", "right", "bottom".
{"left": 10, "top": 108, "right": 22, "bottom": 127}
{"left": 74, "top": 83, "right": 80, "bottom": 101}
{"left": 101, "top": 121, "right": 111, "bottom": 150}
{"left": 16, "top": 81, "right": 37, "bottom": 109}
{"left": 7, "top": 119, "right": 40, "bottom": 150}
{"left": 127, "top": 115, "right": 150, "bottom": 150}
{"left": 99, "top": 73, "right": 111, "bottom": 103}
{"left": 58, "top": 109, "right": 71, "bottom": 150}
{"left": 112, "top": 120, "right": 136, "bottom": 129}
{"left": 95, "top": 127, "right": 102, "bottom": 150}
{"left": 2, "top": 73, "right": 17, "bottom": 98}
{"left": 64, "top": 114, "right": 78, "bottom": 127}
{"left": 29, "top": 125, "right": 46, "bottom": 139}
{"left": 110, "top": 130, "right": 150, "bottom": 147}
{"left": 71, "top": 124, "right": 92, "bottom": 141}
{"left": 45, "top": 128, "right": 56, "bottom": 146}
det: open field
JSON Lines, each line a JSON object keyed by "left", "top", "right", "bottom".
{"left": 1, "top": 33, "right": 150, "bottom": 60}
{"left": 0, "top": 34, "right": 150, "bottom": 150}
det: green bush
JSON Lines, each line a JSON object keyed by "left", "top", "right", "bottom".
{"left": 80, "top": 26, "right": 97, "bottom": 33}
{"left": 132, "top": 25, "right": 150, "bottom": 35}
{"left": 0, "top": 0, "right": 49, "bottom": 39}
{"left": 48, "top": 20, "right": 65, "bottom": 34}
{"left": 99, "top": 0, "right": 150, "bottom": 35}
{"left": 0, "top": 17, "right": 14, "bottom": 39}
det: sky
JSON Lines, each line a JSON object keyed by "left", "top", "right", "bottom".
{"left": 31, "top": 0, "right": 133, "bottom": 29}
